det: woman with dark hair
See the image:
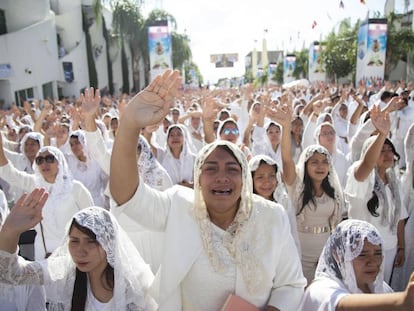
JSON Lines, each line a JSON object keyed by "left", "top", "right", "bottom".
{"left": 345, "top": 105, "right": 407, "bottom": 286}
{"left": 268, "top": 103, "right": 344, "bottom": 284}
{"left": 0, "top": 189, "right": 157, "bottom": 310}
{"left": 299, "top": 219, "right": 414, "bottom": 311}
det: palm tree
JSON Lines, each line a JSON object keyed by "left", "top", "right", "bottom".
{"left": 112, "top": 0, "right": 146, "bottom": 92}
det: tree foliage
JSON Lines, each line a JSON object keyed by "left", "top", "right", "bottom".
{"left": 322, "top": 18, "right": 358, "bottom": 82}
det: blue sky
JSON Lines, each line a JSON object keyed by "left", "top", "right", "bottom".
{"left": 142, "top": 0, "right": 412, "bottom": 84}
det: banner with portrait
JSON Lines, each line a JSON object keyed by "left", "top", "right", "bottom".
{"left": 210, "top": 53, "right": 238, "bottom": 68}
{"left": 283, "top": 54, "right": 296, "bottom": 84}
{"left": 148, "top": 22, "right": 173, "bottom": 81}
{"left": 356, "top": 19, "right": 387, "bottom": 87}
{"left": 308, "top": 42, "right": 326, "bottom": 83}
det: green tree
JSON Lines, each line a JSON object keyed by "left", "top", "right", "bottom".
{"left": 322, "top": 19, "right": 358, "bottom": 83}
{"left": 112, "top": 0, "right": 145, "bottom": 92}
{"left": 171, "top": 32, "right": 192, "bottom": 71}
{"left": 271, "top": 62, "right": 284, "bottom": 85}
{"left": 292, "top": 49, "right": 309, "bottom": 79}
{"left": 384, "top": 12, "right": 414, "bottom": 80}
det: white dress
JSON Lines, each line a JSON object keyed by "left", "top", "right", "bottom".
{"left": 0, "top": 162, "right": 94, "bottom": 260}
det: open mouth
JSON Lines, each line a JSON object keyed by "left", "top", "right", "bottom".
{"left": 212, "top": 189, "right": 232, "bottom": 195}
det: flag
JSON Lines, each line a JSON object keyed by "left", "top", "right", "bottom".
{"left": 312, "top": 20, "right": 317, "bottom": 29}
{"left": 339, "top": 0, "right": 344, "bottom": 8}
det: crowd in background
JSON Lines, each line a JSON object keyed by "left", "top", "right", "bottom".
{"left": 0, "top": 73, "right": 414, "bottom": 310}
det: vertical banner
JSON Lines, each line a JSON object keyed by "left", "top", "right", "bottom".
{"left": 356, "top": 19, "right": 387, "bottom": 87}
{"left": 308, "top": 42, "right": 326, "bottom": 83}
{"left": 148, "top": 22, "right": 173, "bottom": 82}
{"left": 283, "top": 54, "right": 296, "bottom": 84}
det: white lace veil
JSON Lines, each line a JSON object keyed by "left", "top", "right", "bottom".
{"left": 138, "top": 135, "right": 172, "bottom": 190}
{"left": 293, "top": 144, "right": 344, "bottom": 227}
{"left": 192, "top": 140, "right": 265, "bottom": 294}
{"left": 315, "top": 219, "right": 386, "bottom": 293}
{"left": 46, "top": 206, "right": 157, "bottom": 310}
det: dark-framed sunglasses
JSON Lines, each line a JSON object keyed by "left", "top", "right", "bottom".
{"left": 35, "top": 154, "right": 56, "bottom": 165}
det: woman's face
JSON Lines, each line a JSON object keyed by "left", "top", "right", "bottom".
{"left": 291, "top": 119, "right": 303, "bottom": 136}
{"left": 56, "top": 125, "right": 69, "bottom": 142}
{"left": 167, "top": 127, "right": 184, "bottom": 149}
{"left": 69, "top": 137, "right": 84, "bottom": 159}
{"left": 318, "top": 125, "right": 336, "bottom": 151}
{"left": 35, "top": 151, "right": 59, "bottom": 183}
{"left": 376, "top": 143, "right": 395, "bottom": 170}
{"left": 199, "top": 147, "right": 242, "bottom": 218}
{"left": 305, "top": 152, "right": 329, "bottom": 183}
{"left": 24, "top": 138, "right": 40, "bottom": 161}
{"left": 266, "top": 124, "right": 281, "bottom": 147}
{"left": 352, "top": 239, "right": 382, "bottom": 292}
{"left": 253, "top": 163, "right": 277, "bottom": 200}
{"left": 220, "top": 123, "right": 239, "bottom": 144}
{"left": 68, "top": 226, "right": 108, "bottom": 275}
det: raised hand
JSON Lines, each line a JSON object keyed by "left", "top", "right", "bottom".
{"left": 370, "top": 104, "right": 390, "bottom": 136}
{"left": 2, "top": 188, "right": 48, "bottom": 235}
{"left": 124, "top": 69, "right": 181, "bottom": 129}
{"left": 80, "top": 87, "right": 101, "bottom": 118}
{"left": 265, "top": 103, "right": 293, "bottom": 128}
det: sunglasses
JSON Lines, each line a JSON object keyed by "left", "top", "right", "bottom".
{"left": 222, "top": 128, "right": 239, "bottom": 136}
{"left": 35, "top": 154, "right": 56, "bottom": 165}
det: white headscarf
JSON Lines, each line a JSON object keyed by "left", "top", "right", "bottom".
{"left": 360, "top": 136, "right": 401, "bottom": 233}
{"left": 46, "top": 206, "right": 157, "bottom": 310}
{"left": 315, "top": 219, "right": 387, "bottom": 293}
{"left": 248, "top": 154, "right": 289, "bottom": 208}
{"left": 192, "top": 140, "right": 265, "bottom": 294}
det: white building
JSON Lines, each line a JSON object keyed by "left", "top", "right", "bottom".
{"left": 0, "top": 0, "right": 131, "bottom": 108}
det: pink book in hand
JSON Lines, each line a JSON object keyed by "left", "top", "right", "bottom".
{"left": 221, "top": 294, "right": 259, "bottom": 311}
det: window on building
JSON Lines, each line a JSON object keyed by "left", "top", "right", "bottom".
{"left": 42, "top": 82, "right": 53, "bottom": 100}
{"left": 0, "top": 10, "right": 7, "bottom": 35}
{"left": 14, "top": 87, "right": 34, "bottom": 107}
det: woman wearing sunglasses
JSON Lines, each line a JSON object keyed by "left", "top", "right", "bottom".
{"left": 217, "top": 118, "right": 252, "bottom": 161}
{"left": 0, "top": 138, "right": 94, "bottom": 260}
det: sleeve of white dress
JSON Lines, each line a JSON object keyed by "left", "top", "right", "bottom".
{"left": 0, "top": 162, "right": 36, "bottom": 192}
{"left": 267, "top": 205, "right": 307, "bottom": 311}
{"left": 84, "top": 129, "right": 111, "bottom": 175}
{"left": 114, "top": 180, "right": 172, "bottom": 231}
{"left": 0, "top": 250, "right": 44, "bottom": 285}
{"left": 348, "top": 119, "right": 375, "bottom": 162}
{"left": 298, "top": 278, "right": 350, "bottom": 311}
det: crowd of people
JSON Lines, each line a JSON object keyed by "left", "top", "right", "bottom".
{"left": 0, "top": 69, "right": 414, "bottom": 310}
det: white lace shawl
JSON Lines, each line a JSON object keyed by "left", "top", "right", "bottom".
{"left": 45, "top": 207, "right": 157, "bottom": 310}
{"left": 138, "top": 135, "right": 172, "bottom": 190}
{"left": 293, "top": 145, "right": 344, "bottom": 228}
{"left": 315, "top": 219, "right": 387, "bottom": 294}
{"left": 192, "top": 141, "right": 265, "bottom": 294}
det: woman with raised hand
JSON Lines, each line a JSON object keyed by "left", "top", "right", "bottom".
{"left": 110, "top": 70, "right": 306, "bottom": 311}
{"left": 0, "top": 138, "right": 94, "bottom": 260}
{"left": 344, "top": 105, "right": 407, "bottom": 285}
{"left": 299, "top": 219, "right": 414, "bottom": 311}
{"left": 0, "top": 189, "right": 46, "bottom": 311}
{"left": 268, "top": 102, "right": 344, "bottom": 284}
{"left": 0, "top": 189, "right": 157, "bottom": 310}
